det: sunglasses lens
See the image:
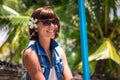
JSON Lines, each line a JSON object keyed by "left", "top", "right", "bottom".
{"left": 41, "top": 19, "right": 59, "bottom": 26}
{"left": 52, "top": 19, "right": 59, "bottom": 25}
{"left": 42, "top": 20, "right": 51, "bottom": 25}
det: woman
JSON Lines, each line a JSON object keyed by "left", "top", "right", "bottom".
{"left": 23, "top": 6, "right": 74, "bottom": 80}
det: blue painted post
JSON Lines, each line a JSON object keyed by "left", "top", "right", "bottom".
{"left": 78, "top": 0, "right": 90, "bottom": 80}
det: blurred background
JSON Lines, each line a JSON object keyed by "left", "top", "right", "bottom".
{"left": 0, "top": 0, "right": 120, "bottom": 80}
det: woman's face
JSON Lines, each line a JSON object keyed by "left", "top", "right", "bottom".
{"left": 36, "top": 19, "right": 58, "bottom": 39}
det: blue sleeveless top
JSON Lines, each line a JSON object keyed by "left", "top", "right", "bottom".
{"left": 25, "top": 40, "right": 64, "bottom": 80}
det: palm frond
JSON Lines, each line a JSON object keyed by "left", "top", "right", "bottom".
{"left": 89, "top": 39, "right": 120, "bottom": 64}
{"left": 77, "top": 39, "right": 120, "bottom": 73}
{"left": 2, "top": 5, "right": 19, "bottom": 16}
{"left": 0, "top": 24, "right": 9, "bottom": 47}
{"left": 0, "top": 5, "right": 19, "bottom": 16}
{"left": 0, "top": 16, "right": 30, "bottom": 27}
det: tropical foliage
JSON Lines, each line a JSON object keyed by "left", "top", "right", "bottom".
{"left": 77, "top": 0, "right": 120, "bottom": 78}
{"left": 0, "top": 0, "right": 120, "bottom": 79}
{"left": 0, "top": 0, "right": 29, "bottom": 63}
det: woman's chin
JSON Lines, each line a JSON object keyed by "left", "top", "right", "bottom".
{"left": 50, "top": 36, "right": 55, "bottom": 39}
{"left": 47, "top": 34, "right": 55, "bottom": 39}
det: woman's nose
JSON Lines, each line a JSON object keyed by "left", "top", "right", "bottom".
{"left": 49, "top": 23, "right": 54, "bottom": 27}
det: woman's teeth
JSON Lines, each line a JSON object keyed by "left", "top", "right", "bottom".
{"left": 48, "top": 30, "right": 54, "bottom": 33}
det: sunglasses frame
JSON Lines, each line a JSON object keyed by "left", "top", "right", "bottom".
{"left": 39, "top": 18, "right": 59, "bottom": 26}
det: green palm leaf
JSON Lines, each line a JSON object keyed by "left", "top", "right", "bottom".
{"left": 0, "top": 4, "right": 30, "bottom": 63}
{"left": 0, "top": 16, "right": 29, "bottom": 26}
{"left": 0, "top": 5, "right": 19, "bottom": 16}
{"left": 77, "top": 39, "right": 120, "bottom": 73}
{"left": 89, "top": 39, "right": 120, "bottom": 64}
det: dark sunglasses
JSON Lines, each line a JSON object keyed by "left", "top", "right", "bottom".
{"left": 39, "top": 18, "right": 59, "bottom": 26}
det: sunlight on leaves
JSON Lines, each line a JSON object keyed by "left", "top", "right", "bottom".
{"left": 89, "top": 39, "right": 120, "bottom": 64}
{"left": 2, "top": 5, "right": 19, "bottom": 16}
{"left": 77, "top": 39, "right": 120, "bottom": 73}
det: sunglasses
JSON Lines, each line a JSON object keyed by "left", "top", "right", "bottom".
{"left": 39, "top": 18, "right": 59, "bottom": 26}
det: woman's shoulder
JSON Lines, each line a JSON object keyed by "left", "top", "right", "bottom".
{"left": 55, "top": 46, "right": 66, "bottom": 57}
{"left": 23, "top": 48, "right": 39, "bottom": 66}
{"left": 23, "top": 48, "right": 35, "bottom": 58}
{"left": 24, "top": 40, "right": 38, "bottom": 54}
{"left": 24, "top": 48, "right": 33, "bottom": 54}
{"left": 56, "top": 46, "right": 64, "bottom": 52}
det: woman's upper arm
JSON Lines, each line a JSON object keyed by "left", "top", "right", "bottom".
{"left": 60, "top": 48, "right": 74, "bottom": 80}
{"left": 23, "top": 48, "right": 45, "bottom": 80}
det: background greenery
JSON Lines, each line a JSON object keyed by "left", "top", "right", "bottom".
{"left": 0, "top": 0, "right": 120, "bottom": 79}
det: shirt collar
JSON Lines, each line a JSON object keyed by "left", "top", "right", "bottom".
{"left": 35, "top": 39, "right": 59, "bottom": 56}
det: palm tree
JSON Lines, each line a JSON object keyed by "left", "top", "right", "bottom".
{"left": 0, "top": 0, "right": 73, "bottom": 64}
{"left": 1, "top": 0, "right": 120, "bottom": 79}
{"left": 0, "top": 1, "right": 29, "bottom": 63}
{"left": 76, "top": 0, "right": 120, "bottom": 78}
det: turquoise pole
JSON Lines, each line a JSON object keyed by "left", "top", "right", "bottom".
{"left": 78, "top": 0, "right": 90, "bottom": 80}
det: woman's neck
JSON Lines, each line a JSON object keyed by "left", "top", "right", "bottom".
{"left": 38, "top": 38, "right": 51, "bottom": 52}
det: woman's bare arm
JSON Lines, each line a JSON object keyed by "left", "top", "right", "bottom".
{"left": 59, "top": 48, "right": 74, "bottom": 80}
{"left": 23, "top": 48, "right": 46, "bottom": 80}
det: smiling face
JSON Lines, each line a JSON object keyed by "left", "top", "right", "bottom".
{"left": 36, "top": 19, "right": 58, "bottom": 39}
{"left": 29, "top": 6, "right": 60, "bottom": 41}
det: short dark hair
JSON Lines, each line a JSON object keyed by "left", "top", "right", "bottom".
{"left": 29, "top": 6, "right": 60, "bottom": 41}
